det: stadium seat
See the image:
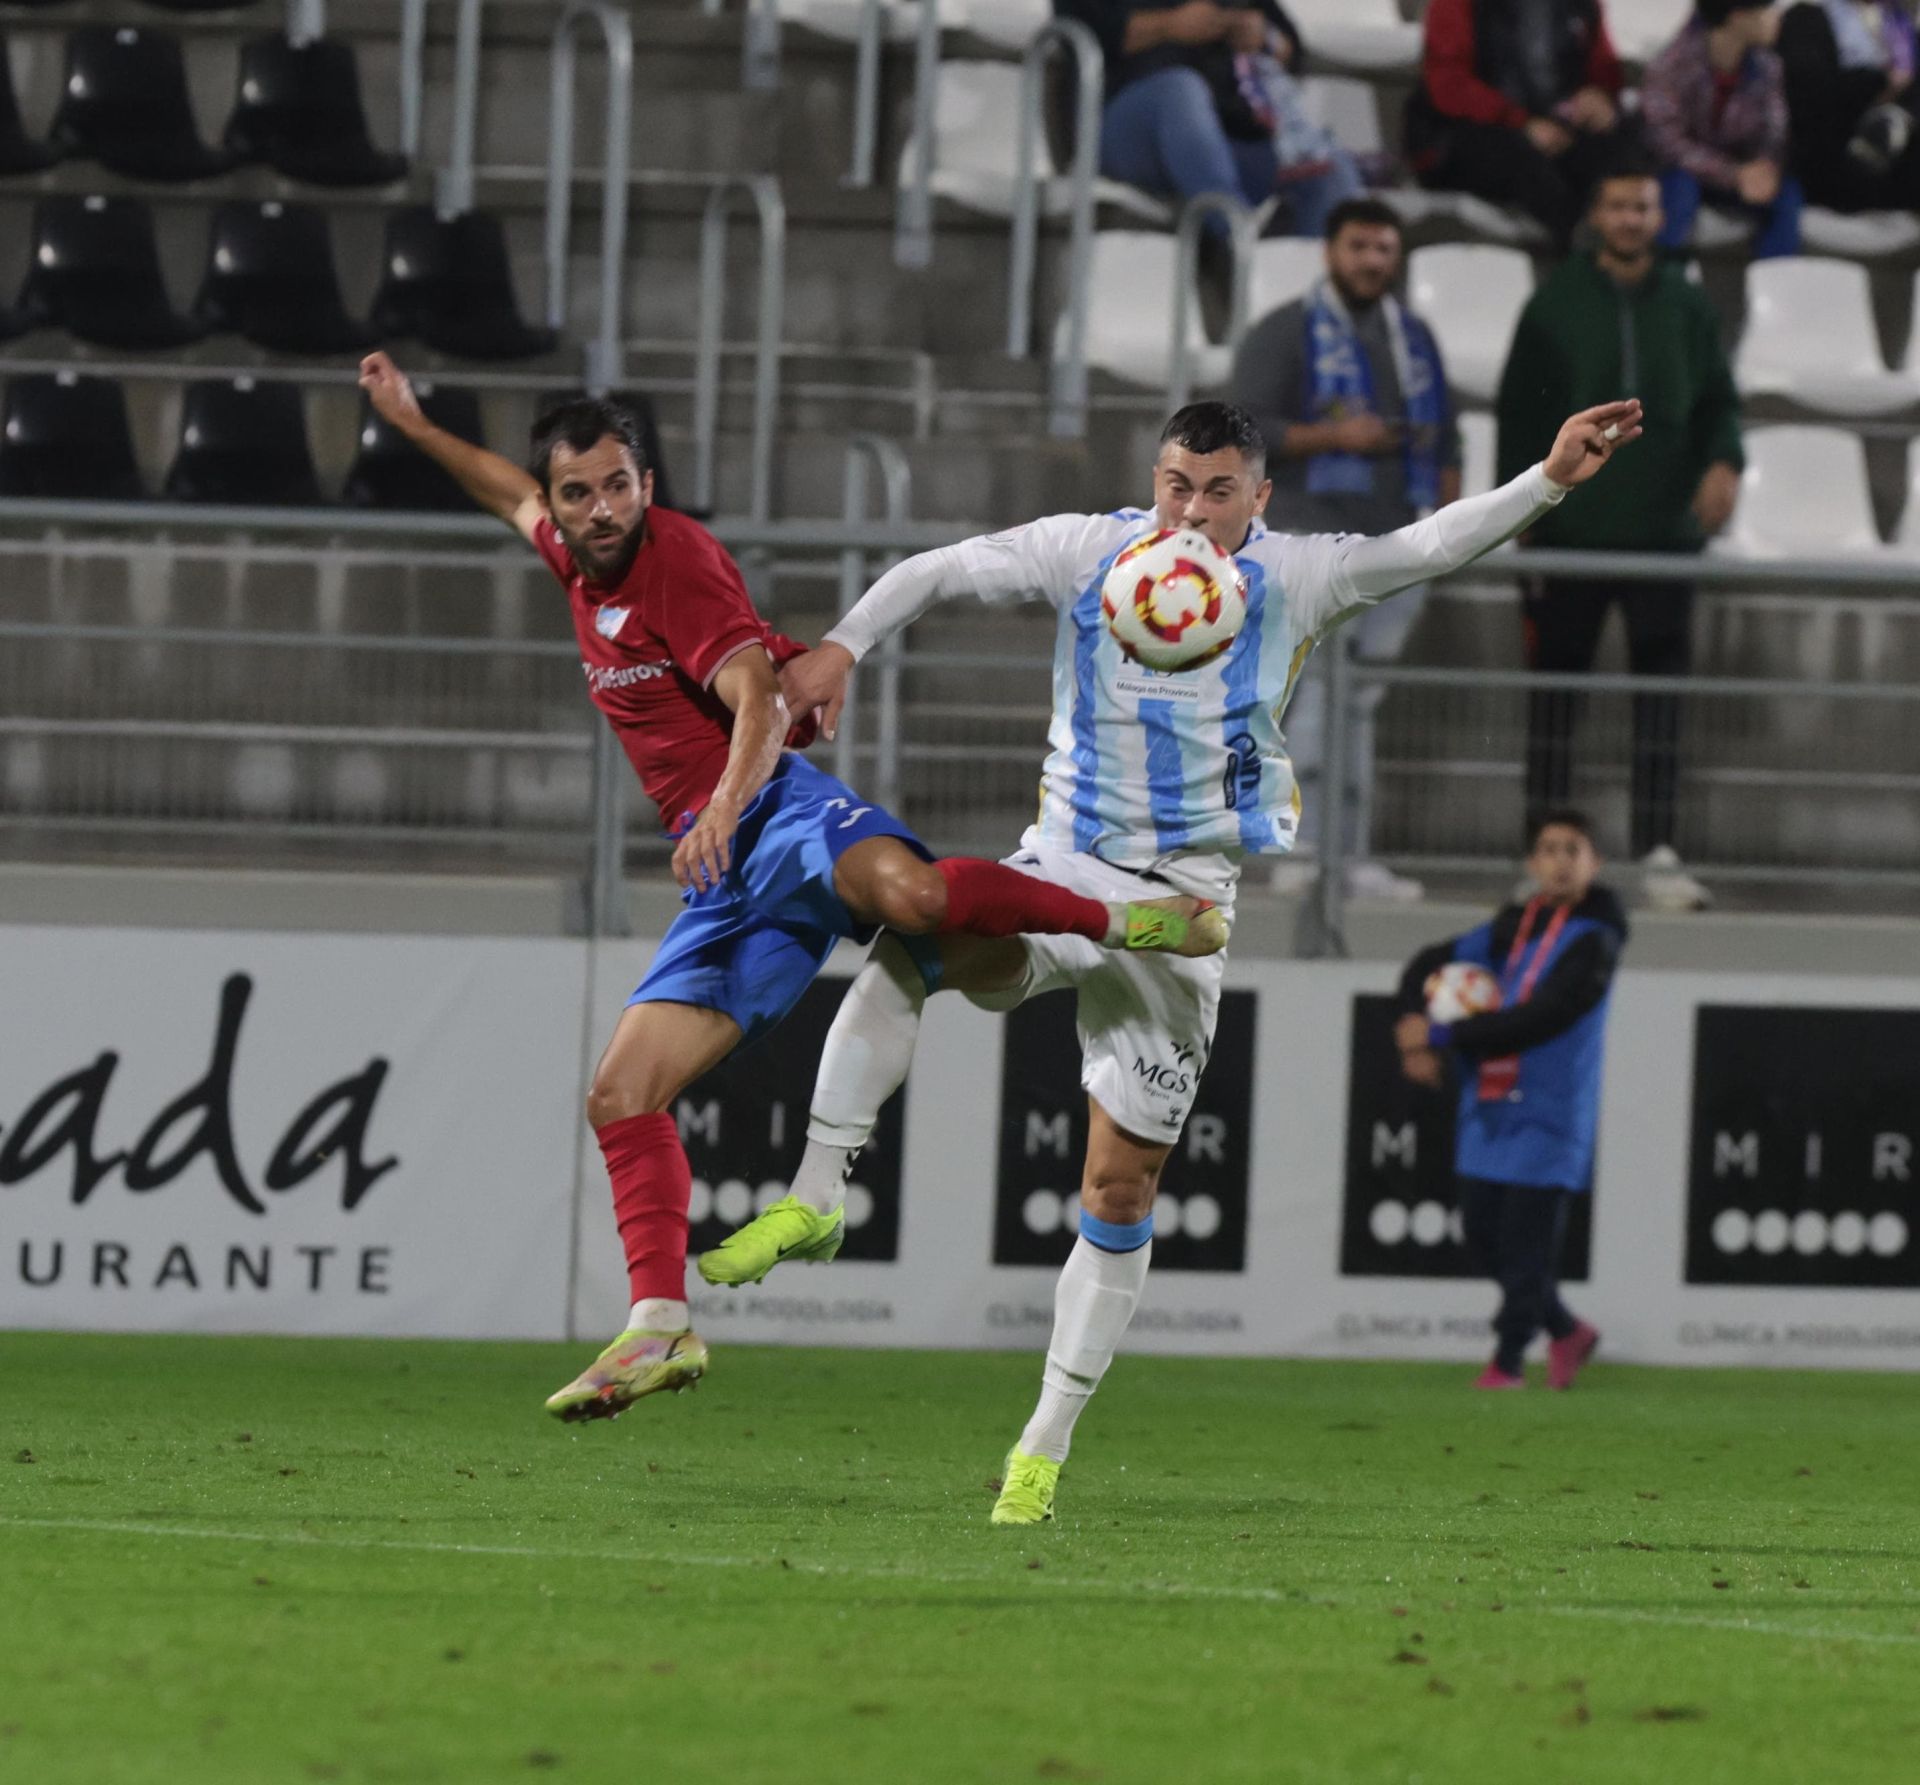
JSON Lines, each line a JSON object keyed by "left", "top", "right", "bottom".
{"left": 0, "top": 33, "right": 57, "bottom": 176}
{"left": 343, "top": 383, "right": 485, "bottom": 512}
{"left": 1734, "top": 258, "right": 1920, "bottom": 417}
{"left": 369, "top": 207, "right": 558, "bottom": 361}
{"left": 961, "top": 0, "right": 1052, "bottom": 50}
{"left": 1894, "top": 439, "right": 1920, "bottom": 555}
{"left": 899, "top": 61, "right": 1170, "bottom": 224}
{"left": 537, "top": 386, "right": 681, "bottom": 514}
{"left": 1457, "top": 409, "right": 1496, "bottom": 500}
{"left": 1070, "top": 230, "right": 1218, "bottom": 392}
{"left": 1716, "top": 425, "right": 1887, "bottom": 558}
{"left": 1243, "top": 237, "right": 1325, "bottom": 324}
{"left": 16, "top": 195, "right": 206, "bottom": 349}
{"left": 224, "top": 34, "right": 408, "bottom": 187}
{"left": 1603, "top": 0, "right": 1680, "bottom": 62}
{"left": 194, "top": 200, "right": 376, "bottom": 354}
{"left": 164, "top": 378, "right": 323, "bottom": 507}
{"left": 49, "top": 25, "right": 237, "bottom": 182}
{"left": 1270, "top": 0, "right": 1420, "bottom": 72}
{"left": 1801, "top": 206, "right": 1920, "bottom": 258}
{"left": 1297, "top": 76, "right": 1383, "bottom": 158}
{"left": 0, "top": 372, "right": 145, "bottom": 501}
{"left": 1404, "top": 244, "right": 1534, "bottom": 403}
{"left": 140, "top": 0, "right": 267, "bottom": 10}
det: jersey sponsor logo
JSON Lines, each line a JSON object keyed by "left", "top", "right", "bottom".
{"left": 593, "top": 604, "right": 631, "bottom": 640}
{"left": 1112, "top": 669, "right": 1202, "bottom": 705}
{"left": 584, "top": 658, "right": 674, "bottom": 693}
{"left": 1221, "top": 732, "right": 1261, "bottom": 811}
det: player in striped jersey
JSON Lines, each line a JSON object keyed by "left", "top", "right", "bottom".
{"left": 702, "top": 396, "right": 1640, "bottom": 1521}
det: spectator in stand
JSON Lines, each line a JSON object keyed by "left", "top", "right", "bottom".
{"left": 1495, "top": 158, "right": 1742, "bottom": 913}
{"left": 1646, "top": 0, "right": 1802, "bottom": 256}
{"left": 1056, "top": 1, "right": 1366, "bottom": 236}
{"left": 1777, "top": 0, "right": 1920, "bottom": 210}
{"left": 1405, "top": 0, "right": 1629, "bottom": 246}
{"left": 1230, "top": 197, "right": 1461, "bottom": 901}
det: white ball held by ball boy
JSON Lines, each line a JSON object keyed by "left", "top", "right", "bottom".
{"left": 1424, "top": 960, "right": 1502, "bottom": 1025}
{"left": 1101, "top": 527, "right": 1248, "bottom": 672}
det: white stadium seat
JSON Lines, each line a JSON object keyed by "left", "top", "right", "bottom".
{"left": 1735, "top": 258, "right": 1920, "bottom": 417}
{"left": 1716, "top": 426, "right": 1888, "bottom": 558}
{"left": 1892, "top": 439, "right": 1920, "bottom": 554}
{"left": 1279, "top": 0, "right": 1421, "bottom": 72}
{"left": 1605, "top": 0, "right": 1683, "bottom": 62}
{"left": 1297, "top": 75, "right": 1383, "bottom": 157}
{"left": 1243, "top": 237, "right": 1327, "bottom": 324}
{"left": 1066, "top": 229, "right": 1220, "bottom": 391}
{"left": 959, "top": 0, "right": 1051, "bottom": 50}
{"left": 898, "top": 61, "right": 1170, "bottom": 223}
{"left": 1405, "top": 243, "right": 1534, "bottom": 402}
{"left": 1457, "top": 410, "right": 1496, "bottom": 499}
{"left": 1802, "top": 207, "right": 1920, "bottom": 258}
{"left": 1377, "top": 186, "right": 1549, "bottom": 245}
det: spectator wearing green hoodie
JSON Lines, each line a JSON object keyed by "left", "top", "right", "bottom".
{"left": 1495, "top": 159, "right": 1742, "bottom": 913}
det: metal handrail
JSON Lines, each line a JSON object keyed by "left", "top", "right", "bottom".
{"left": 544, "top": 2, "right": 635, "bottom": 396}
{"left": 894, "top": 0, "right": 942, "bottom": 268}
{"left": 437, "top": 0, "right": 485, "bottom": 218}
{"left": 844, "top": 0, "right": 887, "bottom": 190}
{"left": 742, "top": 0, "right": 782, "bottom": 90}
{"left": 1005, "top": 18, "right": 1104, "bottom": 439}
{"left": 286, "top": 0, "right": 325, "bottom": 47}
{"left": 283, "top": 0, "right": 427, "bottom": 165}
{"left": 1168, "top": 194, "right": 1255, "bottom": 412}
{"left": 691, "top": 176, "right": 788, "bottom": 523}
{"left": 832, "top": 435, "right": 914, "bottom": 809}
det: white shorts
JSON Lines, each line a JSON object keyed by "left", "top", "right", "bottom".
{"left": 964, "top": 840, "right": 1226, "bottom": 1144}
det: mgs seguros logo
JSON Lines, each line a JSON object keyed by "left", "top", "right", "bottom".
{"left": 3, "top": 973, "right": 399, "bottom": 1300}
{"left": 992, "top": 989, "right": 1256, "bottom": 1272}
{"left": 1686, "top": 1006, "right": 1920, "bottom": 1289}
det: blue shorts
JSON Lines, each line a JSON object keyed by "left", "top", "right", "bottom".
{"left": 628, "top": 754, "right": 929, "bottom": 1046}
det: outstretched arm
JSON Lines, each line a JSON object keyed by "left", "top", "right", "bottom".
{"left": 1311, "top": 400, "right": 1643, "bottom": 624}
{"left": 358, "top": 352, "right": 545, "bottom": 543}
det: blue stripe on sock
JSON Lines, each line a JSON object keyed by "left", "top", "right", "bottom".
{"left": 895, "top": 931, "right": 944, "bottom": 996}
{"left": 1079, "top": 1210, "right": 1154, "bottom": 1253}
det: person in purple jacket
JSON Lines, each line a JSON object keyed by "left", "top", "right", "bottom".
{"left": 1393, "top": 809, "right": 1629, "bottom": 1390}
{"left": 1645, "top": 0, "right": 1802, "bottom": 258}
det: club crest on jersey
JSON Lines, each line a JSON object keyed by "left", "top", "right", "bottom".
{"left": 593, "top": 604, "right": 630, "bottom": 641}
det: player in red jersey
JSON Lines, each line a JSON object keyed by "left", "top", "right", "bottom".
{"left": 358, "top": 353, "right": 1228, "bottom": 1420}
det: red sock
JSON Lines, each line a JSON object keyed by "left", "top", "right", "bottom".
{"left": 934, "top": 857, "right": 1109, "bottom": 942}
{"left": 596, "top": 1112, "right": 690, "bottom": 1304}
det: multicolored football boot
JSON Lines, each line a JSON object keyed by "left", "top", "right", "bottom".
{"left": 543, "top": 1328, "right": 708, "bottom": 1422}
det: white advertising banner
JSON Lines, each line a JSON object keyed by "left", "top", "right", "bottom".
{"left": 6, "top": 920, "right": 1916, "bottom": 1371}
{"left": 0, "top": 928, "right": 585, "bottom": 1338}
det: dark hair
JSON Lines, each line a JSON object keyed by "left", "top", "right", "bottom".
{"left": 1591, "top": 146, "right": 1665, "bottom": 192}
{"left": 1696, "top": 0, "right": 1772, "bottom": 24}
{"left": 1159, "top": 401, "right": 1267, "bottom": 473}
{"left": 1324, "top": 196, "right": 1403, "bottom": 243}
{"left": 1529, "top": 807, "right": 1595, "bottom": 848}
{"left": 528, "top": 396, "right": 649, "bottom": 491}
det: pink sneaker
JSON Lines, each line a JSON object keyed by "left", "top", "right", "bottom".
{"left": 1473, "top": 1363, "right": 1526, "bottom": 1390}
{"left": 1547, "top": 1321, "right": 1599, "bottom": 1390}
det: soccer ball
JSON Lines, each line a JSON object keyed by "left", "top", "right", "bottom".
{"left": 1101, "top": 528, "right": 1247, "bottom": 672}
{"left": 1424, "top": 961, "right": 1502, "bottom": 1025}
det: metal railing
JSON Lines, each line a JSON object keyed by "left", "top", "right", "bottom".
{"left": 844, "top": 0, "right": 889, "bottom": 191}
{"left": 282, "top": 0, "right": 428, "bottom": 162}
{"left": 1005, "top": 17, "right": 1104, "bottom": 439}
{"left": 543, "top": 1, "right": 636, "bottom": 395}
{"left": 438, "top": 0, "right": 487, "bottom": 218}
{"left": 1167, "top": 194, "right": 1255, "bottom": 413}
{"left": 893, "top": 0, "right": 943, "bottom": 269}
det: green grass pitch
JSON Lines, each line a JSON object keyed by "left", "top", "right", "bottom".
{"left": 3, "top": 1332, "right": 1915, "bottom": 1784}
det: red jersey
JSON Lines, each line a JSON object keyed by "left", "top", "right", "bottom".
{"left": 533, "top": 508, "right": 804, "bottom": 833}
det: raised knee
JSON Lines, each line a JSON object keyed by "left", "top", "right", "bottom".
{"left": 873, "top": 863, "right": 948, "bottom": 935}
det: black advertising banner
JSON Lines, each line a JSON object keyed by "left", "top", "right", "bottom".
{"left": 676, "top": 979, "right": 902, "bottom": 1262}
{"left": 992, "top": 989, "right": 1255, "bottom": 1272}
{"left": 1686, "top": 1006, "right": 1920, "bottom": 1288}
{"left": 1340, "top": 994, "right": 1592, "bottom": 1280}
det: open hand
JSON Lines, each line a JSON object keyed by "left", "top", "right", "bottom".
{"left": 672, "top": 797, "right": 739, "bottom": 894}
{"left": 779, "top": 642, "right": 856, "bottom": 744}
{"left": 1542, "top": 400, "right": 1643, "bottom": 489}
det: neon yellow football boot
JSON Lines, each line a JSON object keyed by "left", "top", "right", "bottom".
{"left": 698, "top": 1193, "right": 844, "bottom": 1287}
{"left": 990, "top": 1448, "right": 1061, "bottom": 1525}
{"left": 543, "top": 1328, "right": 708, "bottom": 1422}
{"left": 1107, "top": 896, "right": 1228, "bottom": 959}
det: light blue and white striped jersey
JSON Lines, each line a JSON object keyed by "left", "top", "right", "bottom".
{"left": 828, "top": 467, "right": 1563, "bottom": 899}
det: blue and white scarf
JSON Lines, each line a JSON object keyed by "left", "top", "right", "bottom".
{"left": 1303, "top": 279, "right": 1447, "bottom": 514}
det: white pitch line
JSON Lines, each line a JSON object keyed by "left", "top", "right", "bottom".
{"left": 8, "top": 1518, "right": 1918, "bottom": 1647}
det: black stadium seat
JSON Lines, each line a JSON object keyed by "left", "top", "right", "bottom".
{"left": 369, "top": 207, "right": 558, "bottom": 361}
{"left": 538, "top": 386, "right": 681, "bottom": 515}
{"left": 224, "top": 34, "right": 407, "bottom": 187}
{"left": 0, "top": 33, "right": 57, "bottom": 176}
{"left": 50, "top": 25, "right": 236, "bottom": 181}
{"left": 194, "top": 199, "right": 376, "bottom": 354}
{"left": 0, "top": 373, "right": 145, "bottom": 501}
{"left": 17, "top": 195, "right": 206, "bottom": 349}
{"left": 139, "top": 0, "right": 267, "bottom": 10}
{"left": 165, "top": 378, "right": 322, "bottom": 506}
{"left": 344, "top": 383, "right": 486, "bottom": 511}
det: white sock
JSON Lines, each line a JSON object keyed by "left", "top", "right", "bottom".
{"left": 791, "top": 938, "right": 927, "bottom": 1213}
{"left": 629, "top": 1297, "right": 687, "bottom": 1333}
{"left": 1017, "top": 1233, "right": 1152, "bottom": 1463}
